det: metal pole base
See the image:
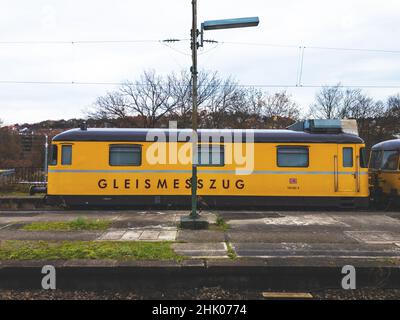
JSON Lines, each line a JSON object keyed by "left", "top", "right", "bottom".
{"left": 179, "top": 215, "right": 209, "bottom": 230}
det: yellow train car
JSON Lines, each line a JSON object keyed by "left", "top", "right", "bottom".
{"left": 369, "top": 139, "right": 400, "bottom": 205}
{"left": 46, "top": 121, "right": 369, "bottom": 209}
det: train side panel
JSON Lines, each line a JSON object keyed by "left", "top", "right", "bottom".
{"left": 47, "top": 140, "right": 369, "bottom": 208}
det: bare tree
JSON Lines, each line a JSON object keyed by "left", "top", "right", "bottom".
{"left": 340, "top": 89, "right": 380, "bottom": 119}
{"left": 261, "top": 91, "right": 300, "bottom": 128}
{"left": 88, "top": 70, "right": 300, "bottom": 129}
{"left": 382, "top": 94, "right": 400, "bottom": 136}
{"left": 119, "top": 70, "right": 179, "bottom": 127}
{"left": 306, "top": 86, "right": 396, "bottom": 151}
{"left": 168, "top": 70, "right": 221, "bottom": 127}
{"left": 264, "top": 91, "right": 300, "bottom": 119}
{"left": 202, "top": 77, "right": 244, "bottom": 128}
{"left": 386, "top": 94, "right": 400, "bottom": 118}
{"left": 89, "top": 70, "right": 231, "bottom": 128}
{"left": 340, "top": 89, "right": 360, "bottom": 118}
{"left": 89, "top": 91, "right": 131, "bottom": 127}
{"left": 245, "top": 88, "right": 265, "bottom": 116}
{"left": 167, "top": 71, "right": 191, "bottom": 126}
{"left": 88, "top": 70, "right": 179, "bottom": 127}
{"left": 309, "top": 84, "right": 343, "bottom": 119}
{"left": 228, "top": 88, "right": 265, "bottom": 128}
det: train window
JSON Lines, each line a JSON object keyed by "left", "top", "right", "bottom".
{"left": 343, "top": 147, "right": 353, "bottom": 167}
{"left": 382, "top": 150, "right": 399, "bottom": 171}
{"left": 61, "top": 145, "right": 72, "bottom": 165}
{"left": 360, "top": 148, "right": 368, "bottom": 168}
{"left": 370, "top": 150, "right": 382, "bottom": 169}
{"left": 197, "top": 145, "right": 224, "bottom": 166}
{"left": 277, "top": 146, "right": 309, "bottom": 167}
{"left": 109, "top": 145, "right": 141, "bottom": 166}
{"left": 49, "top": 145, "right": 58, "bottom": 166}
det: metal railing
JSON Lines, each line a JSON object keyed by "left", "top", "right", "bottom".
{"left": 0, "top": 167, "right": 46, "bottom": 188}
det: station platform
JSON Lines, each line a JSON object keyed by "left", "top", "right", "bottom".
{"left": 0, "top": 209, "right": 399, "bottom": 290}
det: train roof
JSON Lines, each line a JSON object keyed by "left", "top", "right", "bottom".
{"left": 52, "top": 128, "right": 364, "bottom": 144}
{"left": 372, "top": 139, "right": 400, "bottom": 151}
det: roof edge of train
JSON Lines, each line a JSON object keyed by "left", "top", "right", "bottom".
{"left": 372, "top": 139, "right": 400, "bottom": 150}
{"left": 52, "top": 128, "right": 364, "bottom": 144}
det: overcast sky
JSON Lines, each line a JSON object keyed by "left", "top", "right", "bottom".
{"left": 1, "top": 0, "right": 400, "bottom": 125}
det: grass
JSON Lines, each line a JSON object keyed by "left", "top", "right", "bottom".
{"left": 0, "top": 240, "right": 182, "bottom": 261}
{"left": 226, "top": 242, "right": 237, "bottom": 260}
{"left": 22, "top": 217, "right": 112, "bottom": 231}
{"left": 210, "top": 217, "right": 230, "bottom": 232}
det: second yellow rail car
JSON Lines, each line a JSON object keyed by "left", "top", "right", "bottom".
{"left": 46, "top": 122, "right": 369, "bottom": 209}
{"left": 369, "top": 139, "right": 400, "bottom": 204}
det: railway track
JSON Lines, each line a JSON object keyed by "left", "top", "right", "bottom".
{"left": 1, "top": 287, "right": 400, "bottom": 300}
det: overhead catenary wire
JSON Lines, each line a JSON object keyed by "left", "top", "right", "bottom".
{"left": 0, "top": 80, "right": 400, "bottom": 89}
{"left": 0, "top": 38, "right": 400, "bottom": 90}
{"left": 159, "top": 40, "right": 191, "bottom": 57}
{"left": 1, "top": 38, "right": 400, "bottom": 55}
{"left": 219, "top": 41, "right": 400, "bottom": 55}
{"left": 0, "top": 39, "right": 164, "bottom": 45}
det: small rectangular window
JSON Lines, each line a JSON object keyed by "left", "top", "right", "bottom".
{"left": 382, "top": 150, "right": 399, "bottom": 171}
{"left": 110, "top": 145, "right": 141, "bottom": 166}
{"left": 277, "top": 146, "right": 309, "bottom": 167}
{"left": 359, "top": 147, "right": 368, "bottom": 168}
{"left": 343, "top": 147, "right": 353, "bottom": 167}
{"left": 61, "top": 145, "right": 72, "bottom": 165}
{"left": 370, "top": 150, "right": 382, "bottom": 169}
{"left": 49, "top": 145, "right": 58, "bottom": 166}
{"left": 197, "top": 145, "right": 224, "bottom": 167}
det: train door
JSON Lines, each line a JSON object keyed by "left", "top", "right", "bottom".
{"left": 336, "top": 145, "right": 358, "bottom": 192}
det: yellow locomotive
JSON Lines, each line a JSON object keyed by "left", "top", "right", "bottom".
{"left": 369, "top": 139, "right": 400, "bottom": 206}
{"left": 46, "top": 120, "right": 369, "bottom": 209}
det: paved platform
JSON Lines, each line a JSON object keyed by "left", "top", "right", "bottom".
{"left": 0, "top": 209, "right": 400, "bottom": 264}
{"left": 99, "top": 229, "right": 177, "bottom": 241}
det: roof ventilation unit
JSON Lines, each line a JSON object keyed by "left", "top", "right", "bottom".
{"left": 287, "top": 119, "right": 359, "bottom": 135}
{"left": 80, "top": 121, "right": 88, "bottom": 131}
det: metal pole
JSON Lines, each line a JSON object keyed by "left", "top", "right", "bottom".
{"left": 190, "top": 0, "right": 199, "bottom": 218}
{"left": 44, "top": 135, "right": 48, "bottom": 183}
